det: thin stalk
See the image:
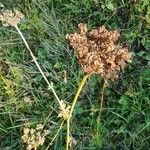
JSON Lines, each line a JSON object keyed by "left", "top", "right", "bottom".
{"left": 66, "top": 74, "right": 89, "bottom": 150}
{"left": 99, "top": 80, "right": 107, "bottom": 120}
{"left": 15, "top": 25, "right": 61, "bottom": 105}
{"left": 34, "top": 146, "right": 37, "bottom": 150}
{"left": 46, "top": 120, "right": 64, "bottom": 150}
{"left": 96, "top": 80, "right": 107, "bottom": 138}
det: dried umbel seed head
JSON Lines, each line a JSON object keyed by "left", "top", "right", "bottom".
{"left": 0, "top": 9, "right": 24, "bottom": 27}
{"left": 66, "top": 23, "right": 132, "bottom": 81}
{"left": 88, "top": 25, "right": 120, "bottom": 42}
{"left": 78, "top": 23, "right": 88, "bottom": 35}
{"left": 58, "top": 100, "right": 71, "bottom": 120}
{"left": 22, "top": 124, "right": 49, "bottom": 150}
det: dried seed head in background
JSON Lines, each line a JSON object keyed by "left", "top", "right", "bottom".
{"left": 22, "top": 124, "right": 49, "bottom": 150}
{"left": 0, "top": 9, "right": 24, "bottom": 27}
{"left": 66, "top": 23, "right": 132, "bottom": 81}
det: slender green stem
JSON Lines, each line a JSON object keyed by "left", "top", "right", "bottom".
{"left": 15, "top": 25, "right": 61, "bottom": 105}
{"left": 66, "top": 74, "right": 89, "bottom": 150}
{"left": 46, "top": 120, "right": 64, "bottom": 150}
{"left": 96, "top": 80, "right": 107, "bottom": 138}
{"left": 99, "top": 80, "right": 106, "bottom": 120}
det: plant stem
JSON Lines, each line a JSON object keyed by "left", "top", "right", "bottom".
{"left": 66, "top": 74, "right": 89, "bottom": 150}
{"left": 96, "top": 80, "right": 107, "bottom": 138}
{"left": 99, "top": 80, "right": 107, "bottom": 120}
{"left": 15, "top": 25, "right": 61, "bottom": 105}
{"left": 46, "top": 120, "right": 64, "bottom": 150}
{"left": 34, "top": 146, "right": 37, "bottom": 150}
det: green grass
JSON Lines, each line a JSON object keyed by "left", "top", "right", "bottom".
{"left": 0, "top": 0, "right": 150, "bottom": 149}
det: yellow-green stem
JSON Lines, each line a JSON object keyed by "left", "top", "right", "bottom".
{"left": 34, "top": 145, "right": 37, "bottom": 150}
{"left": 66, "top": 74, "right": 89, "bottom": 150}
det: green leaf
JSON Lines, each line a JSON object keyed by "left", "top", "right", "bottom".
{"left": 137, "top": 51, "right": 145, "bottom": 57}
{"left": 44, "top": 60, "right": 52, "bottom": 69}
{"left": 106, "top": 2, "right": 115, "bottom": 11}
{"left": 76, "top": 107, "right": 84, "bottom": 115}
{"left": 144, "top": 55, "right": 150, "bottom": 61}
{"left": 54, "top": 62, "right": 63, "bottom": 69}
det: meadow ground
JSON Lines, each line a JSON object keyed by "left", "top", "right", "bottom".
{"left": 0, "top": 0, "right": 150, "bottom": 150}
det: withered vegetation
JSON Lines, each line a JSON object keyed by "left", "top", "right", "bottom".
{"left": 66, "top": 23, "right": 132, "bottom": 81}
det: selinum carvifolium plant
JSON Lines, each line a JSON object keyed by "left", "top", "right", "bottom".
{"left": 66, "top": 23, "right": 132, "bottom": 150}
{"left": 0, "top": 8, "right": 132, "bottom": 150}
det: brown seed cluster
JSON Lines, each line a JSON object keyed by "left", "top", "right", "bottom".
{"left": 66, "top": 23, "right": 132, "bottom": 81}
{"left": 0, "top": 9, "right": 24, "bottom": 27}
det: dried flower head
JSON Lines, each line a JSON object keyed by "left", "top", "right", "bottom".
{"left": 58, "top": 100, "right": 71, "bottom": 120}
{"left": 66, "top": 23, "right": 132, "bottom": 81}
{"left": 0, "top": 9, "right": 24, "bottom": 27}
{"left": 22, "top": 124, "right": 49, "bottom": 150}
{"left": 69, "top": 135, "right": 77, "bottom": 148}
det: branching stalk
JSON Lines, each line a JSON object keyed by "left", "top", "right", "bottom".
{"left": 66, "top": 74, "right": 89, "bottom": 150}
{"left": 15, "top": 25, "right": 61, "bottom": 105}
